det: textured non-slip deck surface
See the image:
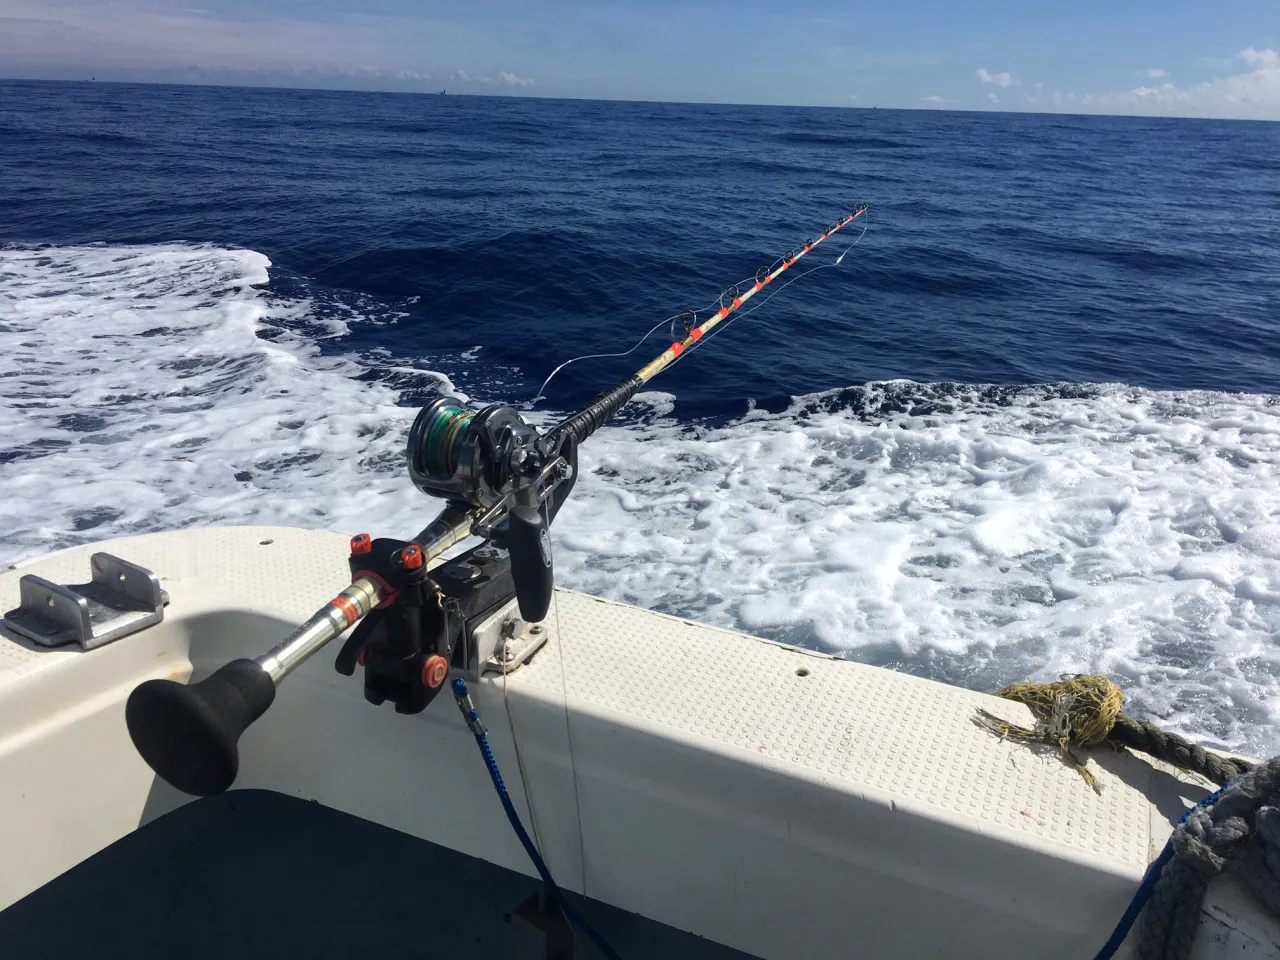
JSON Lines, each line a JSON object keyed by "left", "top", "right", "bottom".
{"left": 525, "top": 589, "right": 1168, "bottom": 873}
{"left": 1, "top": 525, "right": 1194, "bottom": 875}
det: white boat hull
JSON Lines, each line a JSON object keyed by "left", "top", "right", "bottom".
{"left": 1, "top": 526, "right": 1276, "bottom": 958}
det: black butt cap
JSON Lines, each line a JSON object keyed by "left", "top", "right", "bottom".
{"left": 125, "top": 658, "right": 276, "bottom": 797}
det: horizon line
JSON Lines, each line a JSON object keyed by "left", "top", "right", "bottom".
{"left": 2, "top": 74, "right": 1276, "bottom": 125}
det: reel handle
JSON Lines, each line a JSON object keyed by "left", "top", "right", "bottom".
{"left": 125, "top": 659, "right": 276, "bottom": 797}
{"left": 503, "top": 505, "right": 555, "bottom": 622}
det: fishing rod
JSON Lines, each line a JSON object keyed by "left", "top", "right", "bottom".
{"left": 124, "top": 203, "right": 870, "bottom": 798}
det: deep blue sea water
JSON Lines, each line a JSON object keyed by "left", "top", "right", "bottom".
{"left": 3, "top": 79, "right": 1280, "bottom": 753}
{"left": 5, "top": 80, "right": 1279, "bottom": 402}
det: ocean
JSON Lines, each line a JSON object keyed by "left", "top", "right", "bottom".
{"left": 2, "top": 79, "right": 1279, "bottom": 756}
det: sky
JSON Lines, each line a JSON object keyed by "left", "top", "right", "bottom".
{"left": 1, "top": 0, "right": 1278, "bottom": 119}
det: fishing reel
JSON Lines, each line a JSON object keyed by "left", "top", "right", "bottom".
{"left": 310, "top": 383, "right": 638, "bottom": 731}
{"left": 403, "top": 395, "right": 580, "bottom": 616}
{"left": 329, "top": 397, "right": 579, "bottom": 715}
{"left": 407, "top": 397, "right": 545, "bottom": 509}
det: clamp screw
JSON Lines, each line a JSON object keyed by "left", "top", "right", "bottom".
{"left": 422, "top": 654, "right": 448, "bottom": 688}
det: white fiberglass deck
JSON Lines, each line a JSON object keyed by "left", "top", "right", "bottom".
{"left": 0, "top": 526, "right": 1276, "bottom": 958}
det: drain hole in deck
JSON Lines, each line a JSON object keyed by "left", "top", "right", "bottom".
{"left": 795, "top": 668, "right": 810, "bottom": 677}
{"left": 259, "top": 539, "right": 274, "bottom": 546}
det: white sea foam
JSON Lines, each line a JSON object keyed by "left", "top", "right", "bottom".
{"left": 560, "top": 385, "right": 1280, "bottom": 754}
{"left": 3, "top": 245, "right": 1279, "bottom": 756}
{"left": 0, "top": 245, "right": 430, "bottom": 551}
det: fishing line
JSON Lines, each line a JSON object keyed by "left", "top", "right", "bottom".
{"left": 660, "top": 213, "right": 870, "bottom": 376}
{"left": 532, "top": 203, "right": 866, "bottom": 410}
{"left": 531, "top": 315, "right": 677, "bottom": 407}
{"left": 531, "top": 292, "right": 730, "bottom": 406}
{"left": 529, "top": 219, "right": 864, "bottom": 408}
{"left": 501, "top": 660, "right": 544, "bottom": 854}
{"left": 661, "top": 264, "right": 826, "bottom": 377}
{"left": 544, "top": 498, "right": 591, "bottom": 906}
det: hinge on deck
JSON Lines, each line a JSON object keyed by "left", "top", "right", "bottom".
{"left": 466, "top": 596, "right": 549, "bottom": 679}
{"left": 2, "top": 553, "right": 169, "bottom": 650}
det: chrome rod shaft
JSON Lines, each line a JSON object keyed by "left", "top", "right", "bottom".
{"left": 412, "top": 502, "right": 478, "bottom": 561}
{"left": 254, "top": 505, "right": 477, "bottom": 686}
{"left": 257, "top": 577, "right": 382, "bottom": 684}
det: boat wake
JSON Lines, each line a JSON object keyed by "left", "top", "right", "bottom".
{"left": 3, "top": 244, "right": 1278, "bottom": 756}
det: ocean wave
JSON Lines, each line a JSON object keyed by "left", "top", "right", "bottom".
{"left": 772, "top": 131, "right": 866, "bottom": 148}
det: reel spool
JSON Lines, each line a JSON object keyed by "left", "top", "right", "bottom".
{"left": 406, "top": 397, "right": 541, "bottom": 508}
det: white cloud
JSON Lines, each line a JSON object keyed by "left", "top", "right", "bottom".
{"left": 976, "top": 67, "right": 1015, "bottom": 88}
{"left": 0, "top": 1, "right": 465, "bottom": 75}
{"left": 1033, "top": 81, "right": 1044, "bottom": 90}
{"left": 340, "top": 66, "right": 432, "bottom": 82}
{"left": 986, "top": 92, "right": 999, "bottom": 104}
{"left": 1130, "top": 83, "right": 1184, "bottom": 102}
{"left": 449, "top": 69, "right": 533, "bottom": 87}
{"left": 1142, "top": 68, "right": 1168, "bottom": 79}
{"left": 1241, "top": 47, "right": 1280, "bottom": 69}
{"left": 1088, "top": 47, "right": 1280, "bottom": 119}
{"left": 847, "top": 93, "right": 858, "bottom": 101}
{"left": 1202, "top": 54, "right": 1238, "bottom": 70}
{"left": 921, "top": 94, "right": 952, "bottom": 104}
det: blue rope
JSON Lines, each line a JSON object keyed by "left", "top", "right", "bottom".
{"left": 452, "top": 678, "right": 623, "bottom": 960}
{"left": 1091, "top": 781, "right": 1232, "bottom": 960}
{"left": 1090, "top": 839, "right": 1175, "bottom": 960}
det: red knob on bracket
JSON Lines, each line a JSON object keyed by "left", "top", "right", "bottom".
{"left": 422, "top": 655, "right": 448, "bottom": 689}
